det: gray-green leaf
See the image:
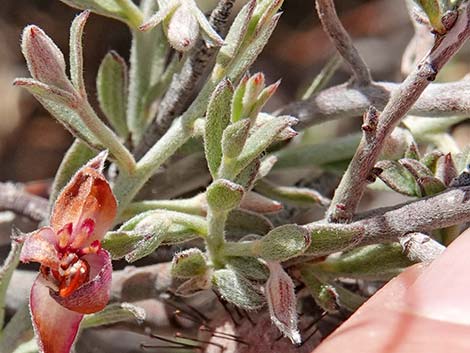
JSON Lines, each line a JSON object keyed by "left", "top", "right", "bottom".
{"left": 97, "top": 51, "right": 129, "bottom": 138}
{"left": 204, "top": 78, "right": 234, "bottom": 178}
{"left": 212, "top": 269, "right": 265, "bottom": 310}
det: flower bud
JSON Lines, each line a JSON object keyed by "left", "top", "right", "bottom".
{"left": 258, "top": 224, "right": 310, "bottom": 261}
{"left": 265, "top": 262, "right": 300, "bottom": 345}
{"left": 417, "top": 176, "right": 446, "bottom": 196}
{"left": 21, "top": 25, "right": 73, "bottom": 92}
{"left": 436, "top": 153, "right": 458, "bottom": 186}
{"left": 171, "top": 248, "right": 208, "bottom": 279}
{"left": 239, "top": 191, "right": 282, "bottom": 214}
{"left": 243, "top": 72, "right": 265, "bottom": 110}
{"left": 166, "top": 3, "right": 199, "bottom": 52}
{"left": 420, "top": 150, "right": 444, "bottom": 173}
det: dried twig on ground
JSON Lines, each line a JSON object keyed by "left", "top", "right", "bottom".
{"left": 0, "top": 183, "right": 48, "bottom": 222}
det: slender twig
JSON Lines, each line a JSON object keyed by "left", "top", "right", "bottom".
{"left": 315, "top": 0, "right": 372, "bottom": 85}
{"left": 0, "top": 183, "right": 48, "bottom": 222}
{"left": 135, "top": 0, "right": 236, "bottom": 157}
{"left": 278, "top": 79, "right": 470, "bottom": 130}
{"left": 401, "top": 0, "right": 435, "bottom": 76}
{"left": 327, "top": 3, "right": 470, "bottom": 222}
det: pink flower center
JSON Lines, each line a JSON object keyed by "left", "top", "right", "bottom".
{"left": 40, "top": 219, "right": 102, "bottom": 298}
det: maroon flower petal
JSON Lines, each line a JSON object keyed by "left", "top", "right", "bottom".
{"left": 30, "top": 276, "right": 83, "bottom": 353}
{"left": 20, "top": 227, "right": 59, "bottom": 270}
{"left": 52, "top": 249, "right": 112, "bottom": 314}
{"left": 51, "top": 151, "right": 117, "bottom": 248}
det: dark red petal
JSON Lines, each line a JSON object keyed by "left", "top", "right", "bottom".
{"left": 30, "top": 276, "right": 83, "bottom": 353}
{"left": 20, "top": 227, "right": 59, "bottom": 269}
{"left": 51, "top": 151, "right": 117, "bottom": 248}
{"left": 51, "top": 249, "right": 112, "bottom": 314}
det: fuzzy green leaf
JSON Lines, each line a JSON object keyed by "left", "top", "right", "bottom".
{"left": 59, "top": 0, "right": 143, "bottom": 28}
{"left": 69, "top": 11, "right": 89, "bottom": 95}
{"left": 97, "top": 51, "right": 129, "bottom": 138}
{"left": 206, "top": 179, "right": 244, "bottom": 211}
{"left": 212, "top": 269, "right": 265, "bottom": 310}
{"left": 171, "top": 248, "right": 208, "bottom": 279}
{"left": 234, "top": 158, "right": 260, "bottom": 191}
{"left": 204, "top": 79, "right": 234, "bottom": 178}
{"left": 229, "top": 115, "right": 297, "bottom": 178}
{"left": 375, "top": 160, "right": 420, "bottom": 196}
{"left": 300, "top": 267, "right": 365, "bottom": 312}
{"left": 226, "top": 256, "right": 269, "bottom": 281}
{"left": 222, "top": 119, "right": 251, "bottom": 159}
{"left": 258, "top": 224, "right": 310, "bottom": 261}
{"left": 217, "top": 0, "right": 256, "bottom": 67}
{"left": 82, "top": 303, "right": 146, "bottom": 328}
{"left": 414, "top": 0, "right": 445, "bottom": 34}
{"left": 312, "top": 243, "right": 415, "bottom": 280}
{"left": 124, "top": 217, "right": 171, "bottom": 263}
{"left": 14, "top": 79, "right": 103, "bottom": 151}
{"left": 226, "top": 209, "right": 273, "bottom": 237}
{"left": 418, "top": 176, "right": 446, "bottom": 196}
{"left": 231, "top": 76, "right": 248, "bottom": 122}
{"left": 255, "top": 179, "right": 329, "bottom": 208}
{"left": 0, "top": 241, "right": 21, "bottom": 329}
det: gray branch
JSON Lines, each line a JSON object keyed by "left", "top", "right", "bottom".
{"left": 315, "top": 0, "right": 372, "bottom": 85}
{"left": 0, "top": 183, "right": 48, "bottom": 222}
{"left": 135, "top": 0, "right": 236, "bottom": 157}
{"left": 279, "top": 79, "right": 470, "bottom": 130}
{"left": 398, "top": 232, "right": 445, "bottom": 262}
{"left": 306, "top": 185, "right": 470, "bottom": 256}
{"left": 326, "top": 3, "right": 470, "bottom": 222}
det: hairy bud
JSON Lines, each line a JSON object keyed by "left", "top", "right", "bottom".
{"left": 21, "top": 25, "right": 73, "bottom": 92}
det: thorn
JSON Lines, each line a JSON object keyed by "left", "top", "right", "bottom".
{"left": 149, "top": 334, "right": 200, "bottom": 350}
{"left": 164, "top": 292, "right": 208, "bottom": 323}
{"left": 199, "top": 326, "right": 250, "bottom": 346}
{"left": 199, "top": 325, "right": 245, "bottom": 341}
{"left": 174, "top": 310, "right": 204, "bottom": 325}
{"left": 213, "top": 290, "right": 240, "bottom": 326}
{"left": 243, "top": 310, "right": 256, "bottom": 326}
{"left": 141, "top": 343, "right": 198, "bottom": 350}
{"left": 299, "top": 326, "right": 320, "bottom": 347}
{"left": 233, "top": 306, "right": 245, "bottom": 321}
{"left": 175, "top": 332, "right": 225, "bottom": 353}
